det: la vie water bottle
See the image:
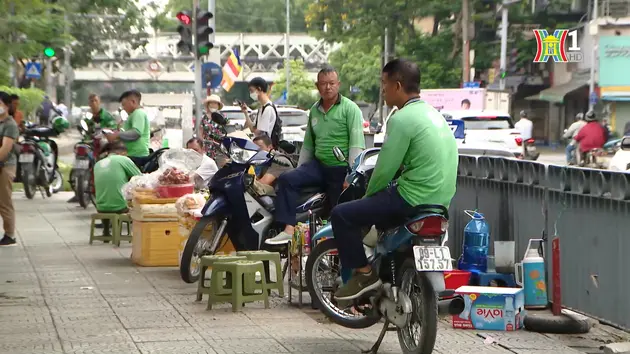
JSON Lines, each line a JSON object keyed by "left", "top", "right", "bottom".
{"left": 458, "top": 211, "right": 490, "bottom": 273}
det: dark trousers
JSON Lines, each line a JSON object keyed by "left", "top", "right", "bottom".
{"left": 275, "top": 159, "right": 347, "bottom": 227}
{"left": 129, "top": 156, "right": 150, "bottom": 170}
{"left": 330, "top": 186, "right": 415, "bottom": 269}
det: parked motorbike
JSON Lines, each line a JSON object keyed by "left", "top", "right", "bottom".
{"left": 179, "top": 135, "right": 328, "bottom": 284}
{"left": 515, "top": 137, "right": 540, "bottom": 161}
{"left": 305, "top": 146, "right": 452, "bottom": 354}
{"left": 70, "top": 119, "right": 100, "bottom": 208}
{"left": 17, "top": 123, "right": 63, "bottom": 199}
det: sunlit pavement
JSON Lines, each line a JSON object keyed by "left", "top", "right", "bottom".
{"left": 0, "top": 192, "right": 627, "bottom": 354}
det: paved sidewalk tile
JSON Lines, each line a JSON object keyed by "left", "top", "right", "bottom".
{"left": 0, "top": 193, "right": 626, "bottom": 354}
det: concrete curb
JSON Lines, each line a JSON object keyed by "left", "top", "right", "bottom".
{"left": 604, "top": 342, "right": 630, "bottom": 354}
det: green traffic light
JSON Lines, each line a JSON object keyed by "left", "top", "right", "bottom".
{"left": 43, "top": 47, "right": 55, "bottom": 57}
{"left": 198, "top": 46, "right": 210, "bottom": 55}
{"left": 501, "top": 71, "right": 506, "bottom": 79}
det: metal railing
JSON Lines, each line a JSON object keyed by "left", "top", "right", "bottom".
{"left": 448, "top": 155, "right": 630, "bottom": 330}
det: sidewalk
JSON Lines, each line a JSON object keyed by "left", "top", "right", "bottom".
{"left": 1, "top": 192, "right": 627, "bottom": 354}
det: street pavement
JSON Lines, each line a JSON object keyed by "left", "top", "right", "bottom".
{"left": 1, "top": 192, "right": 628, "bottom": 354}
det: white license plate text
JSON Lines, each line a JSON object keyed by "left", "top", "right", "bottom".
{"left": 413, "top": 246, "right": 453, "bottom": 272}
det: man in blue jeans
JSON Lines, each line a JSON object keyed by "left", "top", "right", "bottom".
{"left": 265, "top": 66, "right": 366, "bottom": 245}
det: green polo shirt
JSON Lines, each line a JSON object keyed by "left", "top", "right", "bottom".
{"left": 122, "top": 108, "right": 150, "bottom": 158}
{"left": 94, "top": 154, "right": 141, "bottom": 212}
{"left": 302, "top": 95, "right": 366, "bottom": 167}
{"left": 87, "top": 108, "right": 117, "bottom": 132}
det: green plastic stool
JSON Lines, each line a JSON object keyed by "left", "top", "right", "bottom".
{"left": 196, "top": 255, "right": 247, "bottom": 302}
{"left": 89, "top": 213, "right": 119, "bottom": 244}
{"left": 114, "top": 214, "right": 133, "bottom": 247}
{"left": 237, "top": 250, "right": 284, "bottom": 297}
{"left": 207, "top": 260, "right": 269, "bottom": 312}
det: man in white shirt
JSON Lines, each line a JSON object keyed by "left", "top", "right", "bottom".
{"left": 514, "top": 110, "right": 533, "bottom": 158}
{"left": 186, "top": 138, "right": 218, "bottom": 188}
{"left": 240, "top": 77, "right": 277, "bottom": 138}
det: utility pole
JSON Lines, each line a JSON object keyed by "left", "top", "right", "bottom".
{"left": 9, "top": 1, "right": 18, "bottom": 87}
{"left": 285, "top": 0, "right": 290, "bottom": 102}
{"left": 499, "top": 5, "right": 509, "bottom": 90}
{"left": 588, "top": 0, "right": 598, "bottom": 111}
{"left": 63, "top": 14, "right": 72, "bottom": 111}
{"left": 192, "top": 0, "right": 203, "bottom": 136}
{"left": 462, "top": 0, "right": 470, "bottom": 83}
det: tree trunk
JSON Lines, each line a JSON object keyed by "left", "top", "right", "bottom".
{"left": 449, "top": 12, "right": 462, "bottom": 60}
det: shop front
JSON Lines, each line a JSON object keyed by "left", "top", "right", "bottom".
{"left": 599, "top": 35, "right": 630, "bottom": 136}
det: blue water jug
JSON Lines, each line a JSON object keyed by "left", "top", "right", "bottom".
{"left": 458, "top": 211, "right": 490, "bottom": 273}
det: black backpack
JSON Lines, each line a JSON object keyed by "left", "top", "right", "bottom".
{"left": 259, "top": 103, "right": 282, "bottom": 148}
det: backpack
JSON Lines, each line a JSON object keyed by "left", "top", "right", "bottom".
{"left": 259, "top": 103, "right": 282, "bottom": 148}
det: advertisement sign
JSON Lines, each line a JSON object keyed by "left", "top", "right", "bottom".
{"left": 598, "top": 36, "right": 630, "bottom": 88}
{"left": 420, "top": 88, "right": 485, "bottom": 111}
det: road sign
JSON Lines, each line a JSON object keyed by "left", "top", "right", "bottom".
{"left": 350, "top": 86, "right": 360, "bottom": 94}
{"left": 463, "top": 81, "right": 480, "bottom": 88}
{"left": 25, "top": 62, "right": 42, "bottom": 79}
{"left": 148, "top": 61, "right": 160, "bottom": 72}
{"left": 201, "top": 62, "right": 223, "bottom": 89}
{"left": 589, "top": 91, "right": 598, "bottom": 106}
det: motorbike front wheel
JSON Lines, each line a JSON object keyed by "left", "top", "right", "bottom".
{"left": 179, "top": 216, "right": 228, "bottom": 283}
{"left": 396, "top": 259, "right": 439, "bottom": 354}
{"left": 51, "top": 170, "right": 63, "bottom": 193}
{"left": 21, "top": 164, "right": 36, "bottom": 200}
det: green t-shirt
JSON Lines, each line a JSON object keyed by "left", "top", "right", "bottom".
{"left": 122, "top": 109, "right": 150, "bottom": 157}
{"left": 365, "top": 101, "right": 458, "bottom": 208}
{"left": 87, "top": 108, "right": 117, "bottom": 132}
{"left": 302, "top": 95, "right": 366, "bottom": 167}
{"left": 94, "top": 154, "right": 141, "bottom": 212}
{"left": 0, "top": 117, "right": 19, "bottom": 166}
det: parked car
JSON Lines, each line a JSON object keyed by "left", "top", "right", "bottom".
{"left": 278, "top": 107, "right": 309, "bottom": 142}
{"left": 221, "top": 105, "right": 252, "bottom": 131}
{"left": 608, "top": 136, "right": 630, "bottom": 172}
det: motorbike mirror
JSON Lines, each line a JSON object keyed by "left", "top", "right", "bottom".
{"left": 621, "top": 136, "right": 630, "bottom": 151}
{"left": 80, "top": 120, "right": 89, "bottom": 132}
{"left": 332, "top": 146, "right": 346, "bottom": 162}
{"left": 211, "top": 111, "right": 228, "bottom": 126}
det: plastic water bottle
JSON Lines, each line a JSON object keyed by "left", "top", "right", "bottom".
{"left": 504, "top": 296, "right": 515, "bottom": 331}
{"left": 461, "top": 295, "right": 473, "bottom": 320}
{"left": 458, "top": 211, "right": 490, "bottom": 273}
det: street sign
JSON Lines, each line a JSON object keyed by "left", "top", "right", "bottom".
{"left": 589, "top": 91, "right": 598, "bottom": 106}
{"left": 350, "top": 86, "right": 360, "bottom": 94}
{"left": 463, "top": 81, "right": 480, "bottom": 88}
{"left": 25, "top": 62, "right": 42, "bottom": 79}
{"left": 148, "top": 61, "right": 160, "bottom": 72}
{"left": 201, "top": 62, "right": 223, "bottom": 89}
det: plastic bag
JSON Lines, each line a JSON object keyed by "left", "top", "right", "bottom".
{"left": 175, "top": 193, "right": 207, "bottom": 216}
{"left": 158, "top": 148, "right": 204, "bottom": 175}
{"left": 121, "top": 173, "right": 161, "bottom": 200}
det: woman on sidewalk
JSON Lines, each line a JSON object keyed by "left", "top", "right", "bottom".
{"left": 0, "top": 92, "right": 20, "bottom": 246}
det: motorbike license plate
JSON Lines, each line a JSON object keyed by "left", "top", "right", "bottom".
{"left": 526, "top": 146, "right": 537, "bottom": 152}
{"left": 74, "top": 159, "right": 90, "bottom": 169}
{"left": 19, "top": 154, "right": 34, "bottom": 163}
{"left": 413, "top": 246, "right": 453, "bottom": 272}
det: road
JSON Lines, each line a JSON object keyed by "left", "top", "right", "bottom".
{"left": 1, "top": 192, "right": 628, "bottom": 354}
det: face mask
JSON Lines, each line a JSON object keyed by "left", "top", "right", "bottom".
{"left": 209, "top": 107, "right": 218, "bottom": 113}
{"left": 250, "top": 92, "right": 258, "bottom": 101}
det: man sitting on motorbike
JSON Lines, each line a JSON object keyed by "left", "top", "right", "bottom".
{"left": 186, "top": 137, "right": 218, "bottom": 189}
{"left": 87, "top": 93, "right": 117, "bottom": 133}
{"left": 105, "top": 90, "right": 150, "bottom": 169}
{"left": 330, "top": 59, "right": 459, "bottom": 301}
{"left": 574, "top": 111, "right": 607, "bottom": 159}
{"left": 252, "top": 135, "right": 294, "bottom": 195}
{"left": 94, "top": 141, "right": 142, "bottom": 235}
{"left": 563, "top": 113, "right": 586, "bottom": 165}
{"left": 265, "top": 65, "right": 366, "bottom": 245}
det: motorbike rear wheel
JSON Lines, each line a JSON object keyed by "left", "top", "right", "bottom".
{"left": 179, "top": 216, "right": 228, "bottom": 283}
{"left": 76, "top": 172, "right": 90, "bottom": 209}
{"left": 21, "top": 165, "right": 36, "bottom": 200}
{"left": 51, "top": 170, "right": 63, "bottom": 193}
{"left": 396, "top": 259, "right": 439, "bottom": 354}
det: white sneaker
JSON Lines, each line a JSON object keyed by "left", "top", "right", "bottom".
{"left": 265, "top": 232, "right": 292, "bottom": 245}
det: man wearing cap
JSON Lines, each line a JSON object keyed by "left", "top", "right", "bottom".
{"left": 199, "top": 94, "right": 228, "bottom": 164}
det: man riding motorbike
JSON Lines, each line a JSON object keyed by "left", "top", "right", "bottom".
{"left": 331, "top": 59, "right": 459, "bottom": 300}
{"left": 574, "top": 110, "right": 607, "bottom": 162}
{"left": 563, "top": 112, "right": 586, "bottom": 165}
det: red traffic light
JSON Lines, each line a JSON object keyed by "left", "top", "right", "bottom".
{"left": 176, "top": 11, "right": 192, "bottom": 25}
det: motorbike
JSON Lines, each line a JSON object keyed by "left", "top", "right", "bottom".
{"left": 515, "top": 137, "right": 540, "bottom": 161}
{"left": 305, "top": 146, "right": 452, "bottom": 354}
{"left": 70, "top": 119, "right": 101, "bottom": 208}
{"left": 16, "top": 123, "right": 63, "bottom": 199}
{"left": 609, "top": 136, "right": 630, "bottom": 171}
{"left": 179, "top": 135, "right": 328, "bottom": 284}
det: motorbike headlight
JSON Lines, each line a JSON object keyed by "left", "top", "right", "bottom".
{"left": 229, "top": 142, "right": 257, "bottom": 164}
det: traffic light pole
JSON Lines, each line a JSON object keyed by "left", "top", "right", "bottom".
{"left": 499, "top": 5, "right": 508, "bottom": 91}
{"left": 192, "top": 3, "right": 203, "bottom": 136}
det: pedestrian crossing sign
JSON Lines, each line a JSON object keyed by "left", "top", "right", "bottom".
{"left": 25, "top": 62, "right": 42, "bottom": 79}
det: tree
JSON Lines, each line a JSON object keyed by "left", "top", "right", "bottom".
{"left": 0, "top": 86, "right": 46, "bottom": 116}
{"left": 165, "top": 0, "right": 308, "bottom": 33}
{"left": 270, "top": 60, "right": 317, "bottom": 109}
{"left": 398, "top": 31, "right": 461, "bottom": 89}
{"left": 328, "top": 38, "right": 381, "bottom": 103}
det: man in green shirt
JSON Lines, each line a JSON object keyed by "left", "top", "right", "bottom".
{"left": 94, "top": 141, "right": 141, "bottom": 235}
{"left": 265, "top": 66, "right": 366, "bottom": 245}
{"left": 331, "top": 59, "right": 459, "bottom": 300}
{"left": 105, "top": 90, "right": 150, "bottom": 169}
{"left": 87, "top": 93, "right": 117, "bottom": 132}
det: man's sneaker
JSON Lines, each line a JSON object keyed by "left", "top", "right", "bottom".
{"left": 334, "top": 270, "right": 382, "bottom": 300}
{"left": 265, "top": 232, "right": 293, "bottom": 245}
{"left": 0, "top": 235, "right": 17, "bottom": 246}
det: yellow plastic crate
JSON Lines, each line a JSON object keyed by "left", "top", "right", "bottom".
{"left": 132, "top": 220, "right": 180, "bottom": 267}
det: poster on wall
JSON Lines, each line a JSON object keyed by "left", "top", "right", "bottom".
{"left": 420, "top": 88, "right": 485, "bottom": 111}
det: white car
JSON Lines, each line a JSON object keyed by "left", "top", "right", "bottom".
{"left": 277, "top": 107, "right": 309, "bottom": 142}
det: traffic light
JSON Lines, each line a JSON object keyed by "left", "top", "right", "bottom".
{"left": 43, "top": 47, "right": 55, "bottom": 58}
{"left": 195, "top": 11, "right": 214, "bottom": 58}
{"left": 508, "top": 48, "right": 519, "bottom": 73}
{"left": 176, "top": 10, "right": 193, "bottom": 54}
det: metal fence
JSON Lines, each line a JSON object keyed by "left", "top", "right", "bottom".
{"left": 448, "top": 155, "right": 630, "bottom": 330}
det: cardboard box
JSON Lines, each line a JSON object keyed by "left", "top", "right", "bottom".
{"left": 452, "top": 286, "right": 526, "bottom": 331}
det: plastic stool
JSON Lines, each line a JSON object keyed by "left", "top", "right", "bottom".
{"left": 236, "top": 250, "right": 284, "bottom": 297}
{"left": 207, "top": 260, "right": 269, "bottom": 312}
{"left": 115, "top": 214, "right": 132, "bottom": 247}
{"left": 89, "top": 213, "right": 119, "bottom": 244}
{"left": 196, "top": 255, "right": 247, "bottom": 302}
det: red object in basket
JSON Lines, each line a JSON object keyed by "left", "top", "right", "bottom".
{"left": 443, "top": 270, "right": 472, "bottom": 298}
{"left": 156, "top": 184, "right": 194, "bottom": 198}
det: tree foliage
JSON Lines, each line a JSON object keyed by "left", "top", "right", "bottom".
{"left": 328, "top": 39, "right": 380, "bottom": 103}
{"left": 270, "top": 60, "right": 317, "bottom": 109}
{"left": 0, "top": 86, "right": 46, "bottom": 116}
